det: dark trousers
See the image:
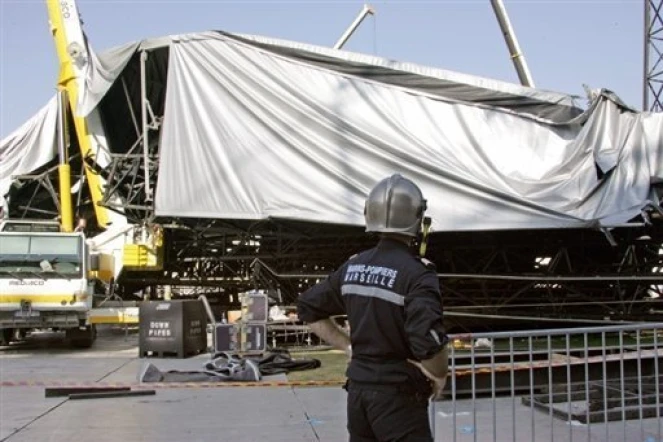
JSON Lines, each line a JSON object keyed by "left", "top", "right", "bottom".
{"left": 346, "top": 383, "right": 432, "bottom": 442}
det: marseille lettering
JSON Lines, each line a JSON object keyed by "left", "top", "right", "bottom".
{"left": 344, "top": 264, "right": 398, "bottom": 288}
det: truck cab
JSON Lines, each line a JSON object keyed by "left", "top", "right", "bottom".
{"left": 0, "top": 220, "right": 96, "bottom": 347}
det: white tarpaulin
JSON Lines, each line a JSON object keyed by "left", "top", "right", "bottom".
{"left": 154, "top": 33, "right": 663, "bottom": 232}
{"left": 2, "top": 31, "right": 661, "bottom": 232}
{"left": 0, "top": 96, "right": 58, "bottom": 215}
{"left": 76, "top": 40, "right": 139, "bottom": 117}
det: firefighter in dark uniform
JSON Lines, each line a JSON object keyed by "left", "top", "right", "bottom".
{"left": 297, "top": 173, "right": 449, "bottom": 442}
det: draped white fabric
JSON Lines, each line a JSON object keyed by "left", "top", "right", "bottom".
{"left": 155, "top": 35, "right": 663, "bottom": 231}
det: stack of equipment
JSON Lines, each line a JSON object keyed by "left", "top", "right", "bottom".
{"left": 214, "top": 291, "right": 268, "bottom": 354}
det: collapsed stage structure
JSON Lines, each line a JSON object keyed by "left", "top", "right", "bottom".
{"left": 2, "top": 29, "right": 663, "bottom": 330}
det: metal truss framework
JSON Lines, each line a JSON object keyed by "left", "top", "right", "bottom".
{"left": 97, "top": 48, "right": 164, "bottom": 226}
{"left": 108, "top": 219, "right": 663, "bottom": 328}
{"left": 434, "top": 235, "right": 663, "bottom": 328}
{"left": 645, "top": 0, "right": 663, "bottom": 111}
{"left": 9, "top": 164, "right": 62, "bottom": 220}
{"left": 6, "top": 153, "right": 95, "bottom": 223}
{"left": 101, "top": 145, "right": 159, "bottom": 225}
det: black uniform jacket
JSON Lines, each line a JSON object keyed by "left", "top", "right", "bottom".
{"left": 297, "top": 238, "right": 447, "bottom": 391}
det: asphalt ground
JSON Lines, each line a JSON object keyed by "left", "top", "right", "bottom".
{"left": 1, "top": 327, "right": 661, "bottom": 442}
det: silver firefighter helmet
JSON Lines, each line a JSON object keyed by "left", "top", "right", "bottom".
{"left": 364, "top": 173, "right": 427, "bottom": 237}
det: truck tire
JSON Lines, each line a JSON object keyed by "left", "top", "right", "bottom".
{"left": 67, "top": 325, "right": 97, "bottom": 349}
{"left": 1, "top": 328, "right": 13, "bottom": 345}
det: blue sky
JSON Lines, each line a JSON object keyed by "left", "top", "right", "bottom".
{"left": 0, "top": 0, "right": 647, "bottom": 138}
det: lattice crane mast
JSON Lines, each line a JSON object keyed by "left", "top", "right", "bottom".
{"left": 644, "top": 0, "right": 663, "bottom": 111}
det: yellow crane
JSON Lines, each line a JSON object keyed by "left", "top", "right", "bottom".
{"left": 45, "top": 0, "right": 118, "bottom": 232}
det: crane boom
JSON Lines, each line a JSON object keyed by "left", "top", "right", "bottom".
{"left": 45, "top": 0, "right": 122, "bottom": 230}
{"left": 490, "top": 0, "right": 535, "bottom": 88}
{"left": 334, "top": 4, "right": 375, "bottom": 50}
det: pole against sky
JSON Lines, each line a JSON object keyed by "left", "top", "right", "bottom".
{"left": 0, "top": 0, "right": 645, "bottom": 139}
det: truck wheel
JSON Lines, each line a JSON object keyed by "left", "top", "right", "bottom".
{"left": 67, "top": 325, "right": 97, "bottom": 349}
{"left": 2, "top": 328, "right": 14, "bottom": 345}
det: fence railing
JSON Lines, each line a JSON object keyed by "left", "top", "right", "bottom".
{"left": 433, "top": 323, "right": 663, "bottom": 442}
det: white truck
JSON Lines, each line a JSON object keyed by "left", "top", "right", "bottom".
{"left": 0, "top": 220, "right": 97, "bottom": 347}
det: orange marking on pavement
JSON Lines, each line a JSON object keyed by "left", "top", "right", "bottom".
{"left": 0, "top": 380, "right": 346, "bottom": 389}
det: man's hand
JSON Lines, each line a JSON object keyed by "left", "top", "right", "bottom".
{"left": 308, "top": 318, "right": 351, "bottom": 356}
{"left": 408, "top": 359, "right": 447, "bottom": 401}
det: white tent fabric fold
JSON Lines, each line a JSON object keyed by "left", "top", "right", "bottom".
{"left": 76, "top": 40, "right": 139, "bottom": 117}
{"left": 234, "top": 32, "right": 582, "bottom": 123}
{"left": 0, "top": 96, "right": 58, "bottom": 214}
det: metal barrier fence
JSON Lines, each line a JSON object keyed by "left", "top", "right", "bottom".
{"left": 434, "top": 323, "right": 663, "bottom": 442}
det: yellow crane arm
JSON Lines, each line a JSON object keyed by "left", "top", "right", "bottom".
{"left": 45, "top": 0, "right": 110, "bottom": 230}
